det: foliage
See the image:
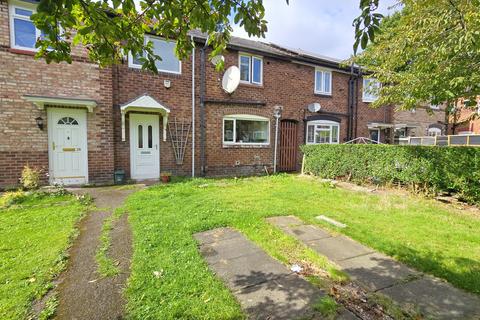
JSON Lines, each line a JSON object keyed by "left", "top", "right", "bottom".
{"left": 312, "top": 296, "right": 338, "bottom": 319}
{"left": 31, "top": 0, "right": 287, "bottom": 73}
{"left": 0, "top": 191, "right": 27, "bottom": 208}
{"left": 353, "top": 0, "right": 384, "bottom": 53}
{"left": 301, "top": 144, "right": 480, "bottom": 204}
{"left": 0, "top": 193, "right": 85, "bottom": 319}
{"left": 353, "top": 0, "right": 480, "bottom": 111}
{"left": 20, "top": 165, "right": 41, "bottom": 190}
{"left": 124, "top": 175, "right": 480, "bottom": 318}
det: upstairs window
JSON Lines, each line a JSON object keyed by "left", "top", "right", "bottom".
{"left": 306, "top": 120, "right": 340, "bottom": 144}
{"left": 362, "top": 78, "right": 380, "bottom": 102}
{"left": 239, "top": 54, "right": 263, "bottom": 85}
{"left": 314, "top": 68, "right": 332, "bottom": 95}
{"left": 223, "top": 115, "right": 269, "bottom": 145}
{"left": 129, "top": 36, "right": 181, "bottom": 74}
{"left": 9, "top": 3, "right": 40, "bottom": 50}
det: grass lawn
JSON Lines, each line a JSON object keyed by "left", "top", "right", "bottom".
{"left": 124, "top": 174, "right": 480, "bottom": 319}
{"left": 0, "top": 192, "right": 87, "bottom": 319}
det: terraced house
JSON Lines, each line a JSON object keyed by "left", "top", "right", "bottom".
{"left": 1, "top": 0, "right": 393, "bottom": 188}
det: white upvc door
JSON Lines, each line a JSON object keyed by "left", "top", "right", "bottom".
{"left": 48, "top": 108, "right": 88, "bottom": 185}
{"left": 129, "top": 114, "right": 160, "bottom": 180}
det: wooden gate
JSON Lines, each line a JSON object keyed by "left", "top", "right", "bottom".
{"left": 278, "top": 120, "right": 299, "bottom": 172}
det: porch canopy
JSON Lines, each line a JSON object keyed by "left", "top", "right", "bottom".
{"left": 367, "top": 122, "right": 394, "bottom": 130}
{"left": 120, "top": 94, "right": 170, "bottom": 141}
{"left": 23, "top": 95, "right": 97, "bottom": 112}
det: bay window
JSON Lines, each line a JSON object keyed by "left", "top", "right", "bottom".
{"left": 223, "top": 115, "right": 270, "bottom": 145}
{"left": 306, "top": 120, "right": 340, "bottom": 144}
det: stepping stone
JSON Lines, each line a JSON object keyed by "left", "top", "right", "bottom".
{"left": 306, "top": 236, "right": 374, "bottom": 262}
{"left": 266, "top": 215, "right": 304, "bottom": 228}
{"left": 195, "top": 228, "right": 326, "bottom": 319}
{"left": 274, "top": 223, "right": 332, "bottom": 243}
{"left": 338, "top": 252, "right": 420, "bottom": 291}
{"left": 379, "top": 276, "right": 480, "bottom": 319}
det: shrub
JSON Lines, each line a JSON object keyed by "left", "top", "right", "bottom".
{"left": 0, "top": 191, "right": 26, "bottom": 208}
{"left": 20, "top": 165, "right": 41, "bottom": 190}
{"left": 301, "top": 144, "right": 480, "bottom": 204}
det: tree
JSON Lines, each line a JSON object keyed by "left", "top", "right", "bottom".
{"left": 352, "top": 0, "right": 480, "bottom": 114}
{"left": 32, "top": 0, "right": 288, "bottom": 73}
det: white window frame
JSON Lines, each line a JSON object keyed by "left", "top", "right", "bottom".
{"left": 427, "top": 127, "right": 442, "bottom": 136}
{"left": 238, "top": 53, "right": 263, "bottom": 85}
{"left": 314, "top": 68, "right": 332, "bottom": 95}
{"left": 305, "top": 120, "right": 340, "bottom": 145}
{"left": 128, "top": 35, "right": 182, "bottom": 74}
{"left": 223, "top": 114, "right": 270, "bottom": 146}
{"left": 9, "top": 1, "right": 41, "bottom": 51}
{"left": 362, "top": 78, "right": 380, "bottom": 102}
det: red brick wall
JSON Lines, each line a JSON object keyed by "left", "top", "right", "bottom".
{"left": 0, "top": 0, "right": 114, "bottom": 187}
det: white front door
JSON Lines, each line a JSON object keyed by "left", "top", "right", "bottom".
{"left": 129, "top": 114, "right": 160, "bottom": 180}
{"left": 48, "top": 108, "right": 88, "bottom": 185}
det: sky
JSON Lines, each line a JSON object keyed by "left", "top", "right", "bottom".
{"left": 231, "top": 0, "right": 399, "bottom": 60}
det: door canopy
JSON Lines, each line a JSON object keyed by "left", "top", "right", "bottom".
{"left": 120, "top": 94, "right": 170, "bottom": 141}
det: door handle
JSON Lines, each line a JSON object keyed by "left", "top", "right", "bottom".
{"left": 52, "top": 142, "right": 56, "bottom": 150}
{"left": 156, "top": 144, "right": 158, "bottom": 150}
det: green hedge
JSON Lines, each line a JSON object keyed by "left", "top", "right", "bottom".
{"left": 301, "top": 144, "right": 480, "bottom": 204}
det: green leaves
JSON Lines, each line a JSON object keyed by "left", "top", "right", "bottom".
{"left": 353, "top": 0, "right": 383, "bottom": 53}
{"left": 30, "top": 0, "right": 288, "bottom": 73}
{"left": 353, "top": 0, "right": 480, "bottom": 111}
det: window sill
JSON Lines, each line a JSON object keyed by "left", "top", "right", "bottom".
{"left": 223, "top": 144, "right": 270, "bottom": 149}
{"left": 239, "top": 82, "right": 264, "bottom": 89}
{"left": 127, "top": 66, "right": 182, "bottom": 77}
{"left": 314, "top": 93, "right": 333, "bottom": 98}
{"left": 8, "top": 48, "right": 36, "bottom": 56}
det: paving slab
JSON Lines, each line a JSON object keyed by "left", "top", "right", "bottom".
{"left": 193, "top": 227, "right": 242, "bottom": 245}
{"left": 195, "top": 227, "right": 327, "bottom": 320}
{"left": 306, "top": 236, "right": 374, "bottom": 262}
{"left": 379, "top": 276, "right": 480, "bottom": 319}
{"left": 197, "top": 234, "right": 262, "bottom": 265}
{"left": 268, "top": 216, "right": 480, "bottom": 320}
{"left": 266, "top": 215, "right": 304, "bottom": 228}
{"left": 208, "top": 251, "right": 291, "bottom": 290}
{"left": 236, "top": 274, "right": 324, "bottom": 320}
{"left": 278, "top": 223, "right": 332, "bottom": 242}
{"left": 338, "top": 252, "right": 420, "bottom": 291}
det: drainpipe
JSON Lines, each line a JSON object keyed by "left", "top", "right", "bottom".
{"left": 200, "top": 39, "right": 208, "bottom": 176}
{"left": 273, "top": 106, "right": 283, "bottom": 173}
{"left": 354, "top": 71, "right": 360, "bottom": 138}
{"left": 191, "top": 36, "right": 196, "bottom": 178}
{"left": 347, "top": 64, "right": 355, "bottom": 141}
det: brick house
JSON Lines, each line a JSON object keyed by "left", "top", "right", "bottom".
{"left": 391, "top": 105, "right": 447, "bottom": 143}
{"left": 1, "top": 0, "right": 392, "bottom": 188}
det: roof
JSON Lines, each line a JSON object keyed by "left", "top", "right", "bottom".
{"left": 188, "top": 30, "right": 352, "bottom": 72}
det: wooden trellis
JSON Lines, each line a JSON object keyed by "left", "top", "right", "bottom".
{"left": 168, "top": 118, "right": 191, "bottom": 165}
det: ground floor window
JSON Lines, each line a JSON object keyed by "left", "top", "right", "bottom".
{"left": 306, "top": 120, "right": 340, "bottom": 144}
{"left": 428, "top": 127, "right": 442, "bottom": 136}
{"left": 223, "top": 115, "right": 270, "bottom": 145}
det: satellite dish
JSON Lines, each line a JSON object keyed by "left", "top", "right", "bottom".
{"left": 222, "top": 66, "right": 240, "bottom": 94}
{"left": 210, "top": 55, "right": 225, "bottom": 66}
{"left": 307, "top": 103, "right": 321, "bottom": 113}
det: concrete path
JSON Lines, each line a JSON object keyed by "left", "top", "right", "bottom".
{"left": 195, "top": 228, "right": 358, "bottom": 320}
{"left": 268, "top": 216, "right": 480, "bottom": 320}
{"left": 53, "top": 185, "right": 141, "bottom": 320}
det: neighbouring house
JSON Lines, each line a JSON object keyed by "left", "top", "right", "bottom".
{"left": 450, "top": 98, "right": 480, "bottom": 135}
{"left": 0, "top": 0, "right": 393, "bottom": 188}
{"left": 392, "top": 104, "right": 447, "bottom": 144}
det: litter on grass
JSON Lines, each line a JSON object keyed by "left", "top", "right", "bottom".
{"left": 290, "top": 264, "right": 303, "bottom": 273}
{"left": 316, "top": 215, "right": 347, "bottom": 228}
